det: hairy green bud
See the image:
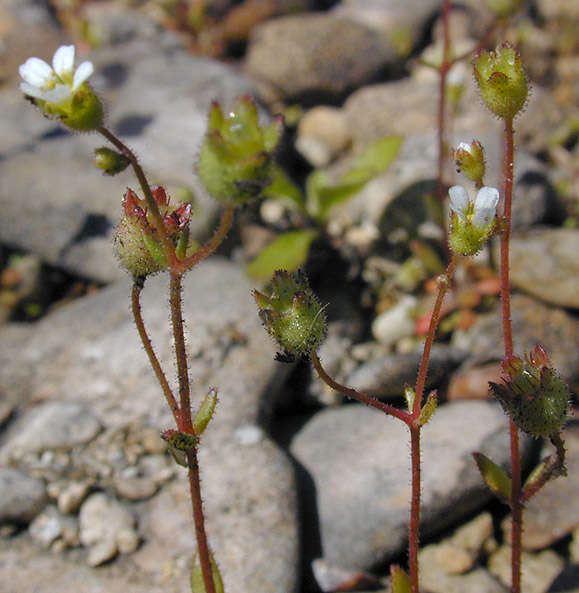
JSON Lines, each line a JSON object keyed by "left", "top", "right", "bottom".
{"left": 454, "top": 140, "right": 486, "bottom": 186}
{"left": 473, "top": 43, "right": 529, "bottom": 120}
{"left": 197, "top": 96, "right": 283, "bottom": 206}
{"left": 489, "top": 345, "right": 570, "bottom": 438}
{"left": 94, "top": 147, "right": 130, "bottom": 175}
{"left": 253, "top": 270, "right": 327, "bottom": 359}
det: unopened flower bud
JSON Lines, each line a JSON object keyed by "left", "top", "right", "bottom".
{"left": 489, "top": 345, "right": 570, "bottom": 438}
{"left": 94, "top": 147, "right": 130, "bottom": 175}
{"left": 473, "top": 43, "right": 529, "bottom": 120}
{"left": 454, "top": 141, "right": 486, "bottom": 186}
{"left": 197, "top": 96, "right": 283, "bottom": 206}
{"left": 253, "top": 270, "right": 327, "bottom": 359}
{"left": 113, "top": 187, "right": 192, "bottom": 278}
{"left": 448, "top": 185, "right": 499, "bottom": 256}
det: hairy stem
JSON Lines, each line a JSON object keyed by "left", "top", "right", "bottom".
{"left": 413, "top": 256, "right": 456, "bottom": 417}
{"left": 501, "top": 117, "right": 521, "bottom": 593}
{"left": 131, "top": 280, "right": 179, "bottom": 422}
{"left": 311, "top": 352, "right": 411, "bottom": 424}
{"left": 97, "top": 126, "right": 176, "bottom": 261}
{"left": 408, "top": 425, "right": 421, "bottom": 593}
{"left": 186, "top": 446, "right": 217, "bottom": 593}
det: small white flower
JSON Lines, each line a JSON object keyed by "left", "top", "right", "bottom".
{"left": 19, "top": 45, "right": 94, "bottom": 104}
{"left": 449, "top": 185, "right": 499, "bottom": 227}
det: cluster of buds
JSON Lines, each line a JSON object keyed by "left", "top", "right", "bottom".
{"left": 473, "top": 42, "right": 528, "bottom": 120}
{"left": 454, "top": 141, "right": 486, "bottom": 187}
{"left": 113, "top": 186, "right": 192, "bottom": 278}
{"left": 448, "top": 185, "right": 499, "bottom": 256}
{"left": 253, "top": 270, "right": 327, "bottom": 361}
{"left": 490, "top": 345, "right": 570, "bottom": 438}
{"left": 197, "top": 96, "right": 283, "bottom": 206}
{"left": 19, "top": 45, "right": 103, "bottom": 131}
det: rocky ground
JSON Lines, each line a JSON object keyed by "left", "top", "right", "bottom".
{"left": 0, "top": 1, "right": 577, "bottom": 592}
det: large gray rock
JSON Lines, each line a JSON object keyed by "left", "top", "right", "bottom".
{"left": 506, "top": 228, "right": 579, "bottom": 309}
{"left": 0, "top": 36, "right": 256, "bottom": 283}
{"left": 0, "top": 468, "right": 47, "bottom": 524}
{"left": 0, "top": 259, "right": 298, "bottom": 592}
{"left": 290, "top": 400, "right": 532, "bottom": 572}
{"left": 245, "top": 13, "right": 400, "bottom": 103}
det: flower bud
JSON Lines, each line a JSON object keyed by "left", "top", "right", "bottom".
{"left": 192, "top": 388, "right": 218, "bottom": 435}
{"left": 253, "top": 270, "right": 327, "bottom": 359}
{"left": 473, "top": 43, "right": 529, "bottom": 120}
{"left": 113, "top": 187, "right": 192, "bottom": 278}
{"left": 448, "top": 185, "right": 499, "bottom": 256}
{"left": 94, "top": 147, "right": 130, "bottom": 175}
{"left": 454, "top": 141, "right": 486, "bottom": 186}
{"left": 489, "top": 345, "right": 570, "bottom": 438}
{"left": 197, "top": 96, "right": 283, "bottom": 206}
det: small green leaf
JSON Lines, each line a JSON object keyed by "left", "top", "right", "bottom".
{"left": 305, "top": 169, "right": 366, "bottom": 221}
{"left": 340, "top": 136, "right": 404, "bottom": 185}
{"left": 246, "top": 229, "right": 319, "bottom": 283}
{"left": 418, "top": 390, "right": 438, "bottom": 426}
{"left": 193, "top": 388, "right": 218, "bottom": 435}
{"left": 404, "top": 385, "right": 416, "bottom": 413}
{"left": 472, "top": 452, "right": 512, "bottom": 505}
{"left": 191, "top": 550, "right": 224, "bottom": 593}
{"left": 265, "top": 164, "right": 306, "bottom": 209}
{"left": 390, "top": 565, "right": 411, "bottom": 593}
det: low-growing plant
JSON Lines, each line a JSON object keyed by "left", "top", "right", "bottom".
{"left": 17, "top": 2, "right": 571, "bottom": 592}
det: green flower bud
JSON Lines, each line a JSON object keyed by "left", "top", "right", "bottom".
{"left": 454, "top": 140, "right": 486, "bottom": 186}
{"left": 489, "top": 345, "right": 570, "bottom": 438}
{"left": 113, "top": 186, "right": 192, "bottom": 278}
{"left": 192, "top": 388, "right": 218, "bottom": 435}
{"left": 448, "top": 185, "right": 499, "bottom": 256}
{"left": 94, "top": 147, "right": 131, "bottom": 175}
{"left": 253, "top": 270, "right": 327, "bottom": 359}
{"left": 197, "top": 96, "right": 283, "bottom": 206}
{"left": 473, "top": 43, "right": 529, "bottom": 120}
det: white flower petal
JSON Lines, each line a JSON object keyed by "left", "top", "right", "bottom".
{"left": 19, "top": 57, "right": 55, "bottom": 88}
{"left": 19, "top": 81, "right": 50, "bottom": 100}
{"left": 473, "top": 186, "right": 499, "bottom": 227}
{"left": 448, "top": 185, "right": 470, "bottom": 216}
{"left": 52, "top": 45, "right": 75, "bottom": 78}
{"left": 72, "top": 61, "right": 94, "bottom": 89}
{"left": 42, "top": 85, "right": 72, "bottom": 103}
{"left": 457, "top": 142, "right": 471, "bottom": 153}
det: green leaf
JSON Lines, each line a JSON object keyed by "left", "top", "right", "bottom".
{"left": 265, "top": 164, "right": 306, "bottom": 209}
{"left": 418, "top": 390, "right": 438, "bottom": 426}
{"left": 472, "top": 452, "right": 512, "bottom": 505}
{"left": 404, "top": 385, "right": 416, "bottom": 413}
{"left": 390, "top": 565, "right": 411, "bottom": 593}
{"left": 305, "top": 170, "right": 366, "bottom": 221}
{"left": 246, "top": 229, "right": 319, "bottom": 283}
{"left": 190, "top": 550, "right": 224, "bottom": 593}
{"left": 340, "top": 136, "right": 403, "bottom": 185}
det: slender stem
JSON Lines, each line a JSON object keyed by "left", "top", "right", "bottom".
{"left": 131, "top": 280, "right": 179, "bottom": 422}
{"left": 500, "top": 117, "right": 521, "bottom": 593}
{"left": 186, "top": 446, "right": 217, "bottom": 593}
{"left": 311, "top": 352, "right": 411, "bottom": 424}
{"left": 173, "top": 207, "right": 235, "bottom": 274}
{"left": 97, "top": 125, "right": 176, "bottom": 261}
{"left": 169, "top": 272, "right": 193, "bottom": 432}
{"left": 408, "top": 425, "right": 421, "bottom": 593}
{"left": 413, "top": 257, "right": 456, "bottom": 417}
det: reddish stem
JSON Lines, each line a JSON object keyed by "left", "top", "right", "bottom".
{"left": 413, "top": 257, "right": 456, "bottom": 418}
{"left": 131, "top": 280, "right": 179, "bottom": 422}
{"left": 408, "top": 425, "right": 421, "bottom": 593}
{"left": 311, "top": 352, "right": 411, "bottom": 425}
{"left": 501, "top": 117, "right": 522, "bottom": 593}
{"left": 186, "top": 446, "right": 217, "bottom": 593}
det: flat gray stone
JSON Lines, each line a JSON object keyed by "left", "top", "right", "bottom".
{"left": 0, "top": 468, "right": 47, "bottom": 524}
{"left": 0, "top": 259, "right": 298, "bottom": 591}
{"left": 290, "top": 400, "right": 532, "bottom": 571}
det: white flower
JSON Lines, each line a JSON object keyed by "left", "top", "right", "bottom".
{"left": 19, "top": 45, "right": 94, "bottom": 104}
{"left": 449, "top": 185, "right": 499, "bottom": 228}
